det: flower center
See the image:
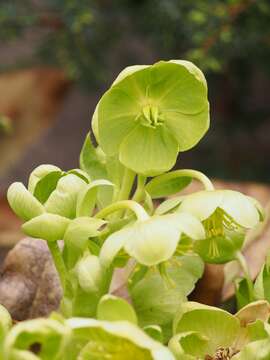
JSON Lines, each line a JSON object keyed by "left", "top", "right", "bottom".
{"left": 139, "top": 104, "right": 164, "bottom": 128}
{"left": 205, "top": 347, "right": 239, "bottom": 360}
{"left": 202, "top": 208, "right": 239, "bottom": 258}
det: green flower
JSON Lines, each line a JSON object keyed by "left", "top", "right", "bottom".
{"left": 100, "top": 212, "right": 205, "bottom": 267}
{"left": 170, "top": 300, "right": 270, "bottom": 359}
{"left": 92, "top": 60, "right": 209, "bottom": 175}
{"left": 177, "top": 190, "right": 262, "bottom": 263}
{"left": 66, "top": 318, "right": 175, "bottom": 359}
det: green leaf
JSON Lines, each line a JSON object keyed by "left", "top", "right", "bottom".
{"left": 130, "top": 255, "right": 204, "bottom": 338}
{"left": 236, "top": 278, "right": 253, "bottom": 310}
{"left": 45, "top": 174, "right": 87, "bottom": 219}
{"left": 155, "top": 196, "right": 184, "bottom": 215}
{"left": 7, "top": 182, "right": 45, "bottom": 221}
{"left": 119, "top": 124, "right": 179, "bottom": 176}
{"left": 76, "top": 179, "right": 114, "bottom": 217}
{"left": 22, "top": 213, "right": 70, "bottom": 242}
{"left": 28, "top": 164, "right": 61, "bottom": 194}
{"left": 254, "top": 260, "right": 270, "bottom": 302}
{"left": 80, "top": 133, "right": 114, "bottom": 208}
{"left": 66, "top": 318, "right": 175, "bottom": 359}
{"left": 146, "top": 176, "right": 191, "bottom": 199}
{"left": 4, "top": 318, "right": 71, "bottom": 360}
{"left": 63, "top": 217, "right": 105, "bottom": 269}
{"left": 97, "top": 295, "right": 138, "bottom": 324}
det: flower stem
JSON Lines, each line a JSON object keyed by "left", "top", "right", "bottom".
{"left": 148, "top": 169, "right": 214, "bottom": 192}
{"left": 236, "top": 251, "right": 254, "bottom": 301}
{"left": 117, "top": 168, "right": 136, "bottom": 201}
{"left": 132, "top": 175, "right": 147, "bottom": 202}
{"left": 47, "top": 241, "right": 67, "bottom": 292}
{"left": 95, "top": 200, "right": 149, "bottom": 221}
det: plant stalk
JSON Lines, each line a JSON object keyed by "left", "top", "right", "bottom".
{"left": 236, "top": 251, "right": 254, "bottom": 301}
{"left": 47, "top": 241, "right": 68, "bottom": 292}
{"left": 95, "top": 200, "right": 149, "bottom": 221}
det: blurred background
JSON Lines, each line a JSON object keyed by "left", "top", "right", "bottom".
{"left": 0, "top": 0, "right": 270, "bottom": 257}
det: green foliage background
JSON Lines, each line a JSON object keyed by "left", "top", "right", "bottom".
{"left": 1, "top": 0, "right": 270, "bottom": 181}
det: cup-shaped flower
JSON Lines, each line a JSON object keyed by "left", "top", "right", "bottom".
{"left": 92, "top": 60, "right": 209, "bottom": 175}
{"left": 100, "top": 212, "right": 205, "bottom": 267}
{"left": 177, "top": 190, "right": 263, "bottom": 263}
{"left": 66, "top": 317, "right": 175, "bottom": 359}
{"left": 170, "top": 300, "right": 270, "bottom": 359}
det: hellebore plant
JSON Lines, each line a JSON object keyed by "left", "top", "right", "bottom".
{"left": 2, "top": 59, "right": 270, "bottom": 359}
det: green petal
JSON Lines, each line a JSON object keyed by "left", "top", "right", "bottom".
{"left": 173, "top": 302, "right": 240, "bottom": 356}
{"left": 235, "top": 301, "right": 270, "bottom": 326}
{"left": 67, "top": 318, "right": 175, "bottom": 360}
{"left": 169, "top": 60, "right": 207, "bottom": 88}
{"left": 33, "top": 170, "right": 63, "bottom": 204}
{"left": 28, "top": 164, "right": 61, "bottom": 193}
{"left": 76, "top": 254, "right": 103, "bottom": 293}
{"left": 45, "top": 174, "right": 87, "bottom": 219}
{"left": 124, "top": 217, "right": 181, "bottom": 266}
{"left": 164, "top": 103, "right": 209, "bottom": 151}
{"left": 166, "top": 213, "right": 205, "bottom": 240}
{"left": 99, "top": 227, "right": 129, "bottom": 267}
{"left": 153, "top": 61, "right": 207, "bottom": 112}
{"left": 7, "top": 182, "right": 45, "bottom": 221}
{"left": 119, "top": 124, "right": 179, "bottom": 176}
{"left": 220, "top": 190, "right": 260, "bottom": 228}
{"left": 76, "top": 179, "right": 114, "bottom": 217}
{"left": 113, "top": 65, "right": 150, "bottom": 85}
{"left": 95, "top": 86, "right": 139, "bottom": 155}
{"left": 97, "top": 295, "right": 138, "bottom": 324}
{"left": 169, "top": 332, "right": 208, "bottom": 359}
{"left": 22, "top": 213, "right": 70, "bottom": 241}
{"left": 233, "top": 339, "right": 270, "bottom": 360}
{"left": 4, "top": 318, "right": 70, "bottom": 360}
{"left": 178, "top": 190, "right": 222, "bottom": 221}
{"left": 155, "top": 196, "right": 184, "bottom": 215}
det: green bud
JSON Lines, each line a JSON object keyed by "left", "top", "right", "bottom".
{"left": 7, "top": 182, "right": 45, "bottom": 221}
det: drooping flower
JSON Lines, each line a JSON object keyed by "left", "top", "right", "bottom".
{"left": 100, "top": 212, "right": 205, "bottom": 267}
{"left": 92, "top": 60, "right": 209, "bottom": 175}
{"left": 176, "top": 190, "right": 263, "bottom": 263}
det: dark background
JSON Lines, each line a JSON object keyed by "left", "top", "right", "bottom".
{"left": 0, "top": 0, "right": 270, "bottom": 188}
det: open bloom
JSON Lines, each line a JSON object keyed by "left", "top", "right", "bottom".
{"left": 92, "top": 60, "right": 209, "bottom": 175}
{"left": 177, "top": 190, "right": 263, "bottom": 263}
{"left": 170, "top": 300, "right": 270, "bottom": 360}
{"left": 100, "top": 212, "right": 205, "bottom": 267}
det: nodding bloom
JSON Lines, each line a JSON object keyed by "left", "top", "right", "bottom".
{"left": 176, "top": 190, "right": 263, "bottom": 263}
{"left": 92, "top": 60, "right": 209, "bottom": 176}
{"left": 100, "top": 212, "right": 205, "bottom": 267}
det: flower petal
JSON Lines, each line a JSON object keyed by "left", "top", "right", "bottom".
{"left": 7, "top": 182, "right": 45, "bottom": 221}
{"left": 164, "top": 103, "right": 209, "bottom": 151}
{"left": 22, "top": 213, "right": 70, "bottom": 242}
{"left": 119, "top": 124, "right": 179, "bottom": 176}
{"left": 124, "top": 217, "right": 180, "bottom": 266}
{"left": 178, "top": 190, "right": 222, "bottom": 221}
{"left": 28, "top": 164, "right": 61, "bottom": 194}
{"left": 220, "top": 190, "right": 260, "bottom": 228}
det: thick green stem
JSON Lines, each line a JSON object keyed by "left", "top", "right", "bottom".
{"left": 132, "top": 175, "right": 147, "bottom": 202}
{"left": 236, "top": 251, "right": 254, "bottom": 301}
{"left": 117, "top": 168, "right": 136, "bottom": 201}
{"left": 149, "top": 169, "right": 214, "bottom": 191}
{"left": 95, "top": 200, "right": 149, "bottom": 221}
{"left": 47, "top": 241, "right": 68, "bottom": 292}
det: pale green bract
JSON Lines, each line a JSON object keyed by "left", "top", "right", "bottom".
{"left": 100, "top": 212, "right": 205, "bottom": 267}
{"left": 92, "top": 60, "right": 209, "bottom": 175}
